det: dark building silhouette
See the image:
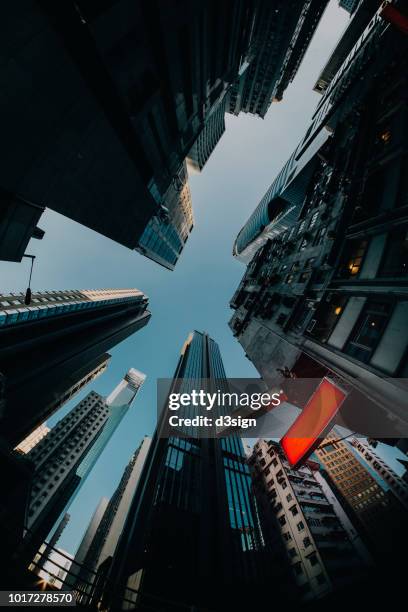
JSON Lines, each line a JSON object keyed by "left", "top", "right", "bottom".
{"left": 227, "top": 0, "right": 329, "bottom": 117}
{"left": 1, "top": 0, "right": 255, "bottom": 268}
{"left": 230, "top": 1, "right": 408, "bottom": 438}
{"left": 103, "top": 331, "right": 289, "bottom": 610}
{"left": 0, "top": 288, "right": 150, "bottom": 447}
{"left": 70, "top": 438, "right": 151, "bottom": 602}
{"left": 187, "top": 95, "right": 227, "bottom": 172}
{"left": 0, "top": 189, "right": 44, "bottom": 263}
{"left": 34, "top": 512, "right": 70, "bottom": 574}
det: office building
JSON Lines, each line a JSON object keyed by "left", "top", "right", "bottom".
{"left": 71, "top": 438, "right": 152, "bottom": 602}
{"left": 0, "top": 288, "right": 150, "bottom": 446}
{"left": 248, "top": 440, "right": 367, "bottom": 602}
{"left": 314, "top": 1, "right": 384, "bottom": 93}
{"left": 227, "top": 0, "right": 329, "bottom": 117}
{"left": 65, "top": 498, "right": 109, "bottom": 588}
{"left": 0, "top": 189, "right": 45, "bottom": 263}
{"left": 136, "top": 162, "right": 193, "bottom": 270}
{"left": 230, "top": 1, "right": 408, "bottom": 437}
{"left": 1, "top": 1, "right": 255, "bottom": 267}
{"left": 22, "top": 369, "right": 145, "bottom": 565}
{"left": 15, "top": 424, "right": 51, "bottom": 455}
{"left": 350, "top": 438, "right": 408, "bottom": 510}
{"left": 187, "top": 96, "right": 227, "bottom": 172}
{"left": 314, "top": 433, "right": 408, "bottom": 559}
{"left": 104, "top": 332, "right": 287, "bottom": 611}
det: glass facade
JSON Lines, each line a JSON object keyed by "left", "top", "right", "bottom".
{"left": 154, "top": 331, "right": 263, "bottom": 552}
{"left": 137, "top": 162, "right": 194, "bottom": 270}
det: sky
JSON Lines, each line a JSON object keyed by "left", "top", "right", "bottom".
{"left": 1, "top": 1, "right": 405, "bottom": 553}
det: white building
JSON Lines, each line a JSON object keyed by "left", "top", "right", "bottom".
{"left": 249, "top": 439, "right": 368, "bottom": 601}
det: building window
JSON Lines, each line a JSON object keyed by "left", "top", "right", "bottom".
{"left": 309, "top": 211, "right": 319, "bottom": 229}
{"left": 290, "top": 505, "right": 299, "bottom": 516}
{"left": 293, "top": 562, "right": 303, "bottom": 575}
{"left": 286, "top": 494, "right": 293, "bottom": 502}
{"left": 313, "top": 226, "right": 326, "bottom": 246}
{"left": 303, "top": 537, "right": 312, "bottom": 548}
{"left": 338, "top": 239, "right": 368, "bottom": 278}
{"left": 279, "top": 516, "right": 287, "bottom": 526}
{"left": 345, "top": 300, "right": 392, "bottom": 364}
{"left": 297, "top": 521, "right": 305, "bottom": 531}
{"left": 308, "top": 552, "right": 318, "bottom": 566}
{"left": 378, "top": 229, "right": 408, "bottom": 278}
{"left": 288, "top": 547, "right": 297, "bottom": 558}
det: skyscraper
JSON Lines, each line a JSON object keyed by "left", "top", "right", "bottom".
{"left": 34, "top": 512, "right": 70, "bottom": 574}
{"left": 1, "top": 1, "right": 255, "bottom": 268}
{"left": 248, "top": 440, "right": 368, "bottom": 601}
{"left": 0, "top": 288, "right": 150, "bottom": 446}
{"left": 136, "top": 162, "right": 194, "bottom": 270}
{"left": 187, "top": 96, "right": 227, "bottom": 172}
{"left": 70, "top": 437, "right": 152, "bottom": 602}
{"left": 227, "top": 0, "right": 329, "bottom": 117}
{"left": 314, "top": 433, "right": 408, "bottom": 559}
{"left": 104, "top": 332, "right": 283, "bottom": 611}
{"left": 229, "top": 1, "right": 408, "bottom": 437}
{"left": 349, "top": 438, "right": 408, "bottom": 510}
{"left": 15, "top": 424, "right": 51, "bottom": 455}
{"left": 22, "top": 369, "right": 145, "bottom": 565}
{"left": 65, "top": 498, "right": 109, "bottom": 589}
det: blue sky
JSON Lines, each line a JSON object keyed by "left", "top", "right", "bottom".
{"left": 1, "top": 1, "right": 405, "bottom": 553}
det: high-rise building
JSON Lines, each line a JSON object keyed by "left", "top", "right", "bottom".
{"left": 314, "top": 1, "right": 383, "bottom": 94}
{"left": 136, "top": 162, "right": 194, "bottom": 270}
{"left": 34, "top": 512, "right": 70, "bottom": 574}
{"left": 15, "top": 424, "right": 51, "bottom": 455}
{"left": 104, "top": 332, "right": 285, "bottom": 611}
{"left": 0, "top": 288, "right": 150, "bottom": 446}
{"left": 314, "top": 433, "right": 408, "bottom": 559}
{"left": 65, "top": 498, "right": 109, "bottom": 589}
{"left": 349, "top": 438, "right": 408, "bottom": 510}
{"left": 227, "top": 0, "right": 329, "bottom": 117}
{"left": 1, "top": 1, "right": 255, "bottom": 268}
{"left": 187, "top": 96, "right": 227, "bottom": 172}
{"left": 71, "top": 437, "right": 152, "bottom": 602}
{"left": 0, "top": 189, "right": 45, "bottom": 263}
{"left": 229, "top": 1, "right": 408, "bottom": 436}
{"left": 22, "top": 369, "right": 145, "bottom": 565}
{"left": 248, "top": 439, "right": 368, "bottom": 602}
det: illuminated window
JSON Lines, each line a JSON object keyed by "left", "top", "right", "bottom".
{"left": 338, "top": 240, "right": 368, "bottom": 278}
{"left": 378, "top": 127, "right": 392, "bottom": 147}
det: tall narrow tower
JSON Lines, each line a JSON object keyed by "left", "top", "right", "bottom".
{"left": 106, "top": 332, "right": 281, "bottom": 610}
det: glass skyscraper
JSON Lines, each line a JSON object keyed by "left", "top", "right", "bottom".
{"left": 105, "top": 332, "right": 284, "bottom": 611}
